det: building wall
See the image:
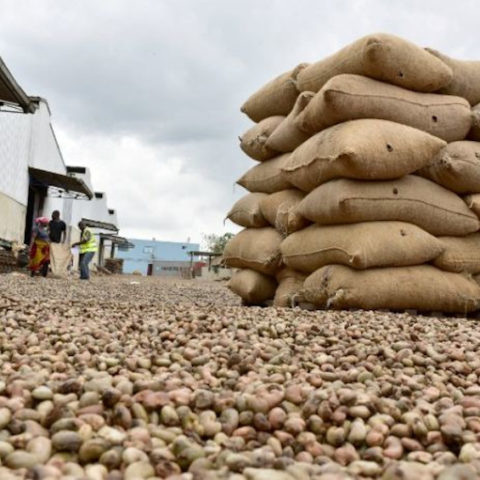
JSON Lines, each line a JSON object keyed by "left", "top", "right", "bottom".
{"left": 0, "top": 100, "right": 67, "bottom": 243}
{"left": 0, "top": 111, "right": 31, "bottom": 206}
{"left": 28, "top": 101, "right": 66, "bottom": 175}
{"left": 0, "top": 192, "right": 26, "bottom": 243}
{"left": 117, "top": 239, "right": 199, "bottom": 275}
{"left": 152, "top": 260, "right": 191, "bottom": 277}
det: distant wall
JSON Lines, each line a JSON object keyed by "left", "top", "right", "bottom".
{"left": 117, "top": 239, "right": 200, "bottom": 275}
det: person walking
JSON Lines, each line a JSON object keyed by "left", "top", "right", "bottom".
{"left": 28, "top": 217, "right": 50, "bottom": 277}
{"left": 48, "top": 210, "right": 66, "bottom": 244}
{"left": 71, "top": 221, "right": 97, "bottom": 280}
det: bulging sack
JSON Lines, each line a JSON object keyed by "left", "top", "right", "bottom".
{"left": 469, "top": 103, "right": 480, "bottom": 141}
{"left": 283, "top": 119, "right": 446, "bottom": 192}
{"left": 259, "top": 189, "right": 308, "bottom": 236}
{"left": 49, "top": 243, "right": 72, "bottom": 278}
{"left": 265, "top": 92, "right": 315, "bottom": 153}
{"left": 434, "top": 234, "right": 480, "bottom": 274}
{"left": 418, "top": 141, "right": 480, "bottom": 194}
{"left": 239, "top": 116, "right": 284, "bottom": 161}
{"left": 303, "top": 264, "right": 480, "bottom": 313}
{"left": 241, "top": 63, "right": 309, "bottom": 122}
{"left": 223, "top": 227, "right": 282, "bottom": 276}
{"left": 295, "top": 74, "right": 472, "bottom": 142}
{"left": 296, "top": 33, "right": 452, "bottom": 94}
{"left": 228, "top": 269, "right": 277, "bottom": 304}
{"left": 298, "top": 175, "right": 480, "bottom": 236}
{"left": 226, "top": 193, "right": 269, "bottom": 228}
{"left": 426, "top": 48, "right": 480, "bottom": 106}
{"left": 281, "top": 222, "right": 444, "bottom": 273}
{"left": 237, "top": 154, "right": 292, "bottom": 193}
{"left": 273, "top": 268, "right": 306, "bottom": 307}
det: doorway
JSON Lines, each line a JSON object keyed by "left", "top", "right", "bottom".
{"left": 24, "top": 183, "right": 47, "bottom": 244}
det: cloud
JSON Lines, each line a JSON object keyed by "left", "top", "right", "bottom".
{"left": 56, "top": 127, "right": 243, "bottom": 241}
{"left": 0, "top": 0, "right": 479, "bottom": 241}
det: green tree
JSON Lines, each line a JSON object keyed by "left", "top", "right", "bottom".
{"left": 203, "top": 232, "right": 234, "bottom": 254}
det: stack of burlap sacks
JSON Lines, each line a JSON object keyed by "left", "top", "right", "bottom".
{"left": 224, "top": 33, "right": 480, "bottom": 313}
{"left": 105, "top": 258, "right": 124, "bottom": 275}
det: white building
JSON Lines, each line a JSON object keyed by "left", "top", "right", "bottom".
{"left": 0, "top": 57, "right": 126, "bottom": 268}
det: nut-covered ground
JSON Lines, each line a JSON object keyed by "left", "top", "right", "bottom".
{"left": 1, "top": 273, "right": 480, "bottom": 480}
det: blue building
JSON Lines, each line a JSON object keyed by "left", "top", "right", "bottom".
{"left": 117, "top": 238, "right": 200, "bottom": 276}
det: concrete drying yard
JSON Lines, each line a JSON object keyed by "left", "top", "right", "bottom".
{"left": 1, "top": 274, "right": 480, "bottom": 479}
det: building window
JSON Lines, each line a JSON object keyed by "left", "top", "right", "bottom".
{"left": 143, "top": 246, "right": 153, "bottom": 254}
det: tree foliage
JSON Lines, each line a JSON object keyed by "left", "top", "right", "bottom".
{"left": 203, "top": 232, "right": 234, "bottom": 254}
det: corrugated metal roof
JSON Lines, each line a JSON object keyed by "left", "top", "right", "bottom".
{"left": 81, "top": 218, "right": 119, "bottom": 232}
{"left": 0, "top": 57, "right": 35, "bottom": 113}
{"left": 29, "top": 167, "right": 93, "bottom": 199}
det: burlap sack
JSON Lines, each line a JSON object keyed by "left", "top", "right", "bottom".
{"left": 434, "top": 234, "right": 480, "bottom": 274}
{"left": 303, "top": 264, "right": 480, "bottom": 313}
{"left": 273, "top": 268, "right": 306, "bottom": 307}
{"left": 418, "top": 141, "right": 480, "bottom": 194}
{"left": 223, "top": 227, "right": 282, "bottom": 276}
{"left": 240, "top": 116, "right": 284, "bottom": 161}
{"left": 426, "top": 48, "right": 480, "bottom": 106}
{"left": 237, "top": 154, "right": 292, "bottom": 193}
{"left": 295, "top": 74, "right": 472, "bottom": 142}
{"left": 281, "top": 222, "right": 444, "bottom": 273}
{"left": 298, "top": 175, "right": 480, "bottom": 236}
{"left": 259, "top": 189, "right": 308, "bottom": 236}
{"left": 469, "top": 103, "right": 480, "bottom": 141}
{"left": 283, "top": 119, "right": 446, "bottom": 192}
{"left": 226, "top": 193, "right": 269, "bottom": 228}
{"left": 241, "top": 63, "right": 309, "bottom": 122}
{"left": 265, "top": 92, "right": 315, "bottom": 153}
{"left": 464, "top": 194, "right": 480, "bottom": 217}
{"left": 49, "top": 243, "right": 72, "bottom": 278}
{"left": 297, "top": 33, "right": 452, "bottom": 93}
{"left": 228, "top": 269, "right": 277, "bottom": 304}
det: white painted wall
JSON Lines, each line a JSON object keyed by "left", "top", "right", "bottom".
{"left": 0, "top": 99, "right": 66, "bottom": 243}
{"left": 0, "top": 111, "right": 30, "bottom": 205}
{"left": 28, "top": 101, "right": 66, "bottom": 175}
{"left": 0, "top": 193, "right": 26, "bottom": 243}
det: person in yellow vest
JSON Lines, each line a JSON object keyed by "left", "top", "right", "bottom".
{"left": 71, "top": 221, "right": 97, "bottom": 280}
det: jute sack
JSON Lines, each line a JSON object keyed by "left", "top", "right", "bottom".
{"left": 226, "top": 193, "right": 269, "bottom": 228}
{"left": 259, "top": 189, "right": 308, "bottom": 236}
{"left": 273, "top": 268, "right": 306, "bottom": 307}
{"left": 469, "top": 103, "right": 480, "bottom": 141}
{"left": 426, "top": 48, "right": 480, "bottom": 106}
{"left": 418, "top": 141, "right": 480, "bottom": 194}
{"left": 296, "top": 33, "right": 452, "bottom": 93}
{"left": 241, "top": 63, "right": 309, "bottom": 122}
{"left": 295, "top": 74, "right": 472, "bottom": 142}
{"left": 223, "top": 227, "right": 282, "bottom": 276}
{"left": 281, "top": 222, "right": 444, "bottom": 273}
{"left": 434, "top": 234, "right": 480, "bottom": 274}
{"left": 283, "top": 119, "right": 446, "bottom": 192}
{"left": 49, "top": 243, "right": 72, "bottom": 278}
{"left": 240, "top": 116, "right": 285, "bottom": 161}
{"left": 303, "top": 264, "right": 480, "bottom": 313}
{"left": 237, "top": 154, "right": 292, "bottom": 193}
{"left": 464, "top": 194, "right": 480, "bottom": 217}
{"left": 298, "top": 175, "right": 480, "bottom": 236}
{"left": 228, "top": 269, "right": 277, "bottom": 304}
{"left": 265, "top": 92, "right": 315, "bottom": 153}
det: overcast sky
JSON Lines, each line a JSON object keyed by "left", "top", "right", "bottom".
{"left": 1, "top": 0, "right": 479, "bottom": 244}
